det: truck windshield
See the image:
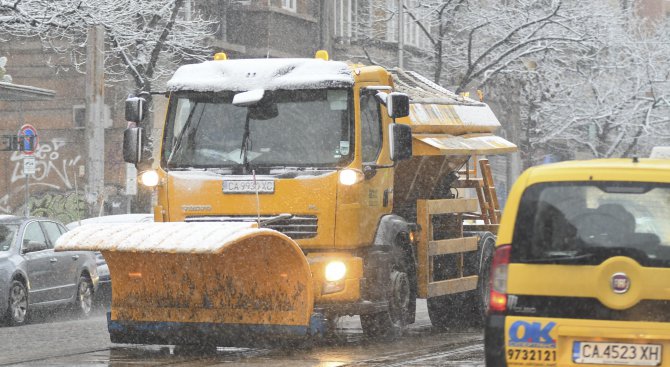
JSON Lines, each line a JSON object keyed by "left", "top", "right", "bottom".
{"left": 511, "top": 182, "right": 670, "bottom": 267}
{"left": 162, "top": 89, "right": 353, "bottom": 169}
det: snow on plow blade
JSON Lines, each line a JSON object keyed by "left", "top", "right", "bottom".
{"left": 55, "top": 222, "right": 321, "bottom": 346}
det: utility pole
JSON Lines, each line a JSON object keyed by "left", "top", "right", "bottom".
{"left": 397, "top": 0, "right": 404, "bottom": 68}
{"left": 319, "top": 0, "right": 332, "bottom": 51}
{"left": 85, "top": 25, "right": 105, "bottom": 217}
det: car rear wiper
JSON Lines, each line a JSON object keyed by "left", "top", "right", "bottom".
{"left": 520, "top": 252, "right": 595, "bottom": 264}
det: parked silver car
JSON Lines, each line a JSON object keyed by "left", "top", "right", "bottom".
{"left": 0, "top": 215, "right": 99, "bottom": 325}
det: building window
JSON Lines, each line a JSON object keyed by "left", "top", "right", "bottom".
{"left": 383, "top": 0, "right": 429, "bottom": 49}
{"left": 334, "top": 0, "right": 360, "bottom": 42}
{"left": 73, "top": 105, "right": 86, "bottom": 128}
{"left": 282, "top": 0, "right": 296, "bottom": 12}
{"left": 385, "top": 0, "right": 398, "bottom": 42}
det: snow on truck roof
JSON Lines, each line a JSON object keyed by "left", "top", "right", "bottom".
{"left": 166, "top": 58, "right": 354, "bottom": 92}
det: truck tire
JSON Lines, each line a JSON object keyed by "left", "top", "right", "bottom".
{"left": 465, "top": 232, "right": 496, "bottom": 326}
{"left": 360, "top": 238, "right": 415, "bottom": 339}
{"left": 427, "top": 293, "right": 463, "bottom": 329}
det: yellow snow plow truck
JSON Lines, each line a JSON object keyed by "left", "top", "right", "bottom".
{"left": 56, "top": 51, "right": 516, "bottom": 346}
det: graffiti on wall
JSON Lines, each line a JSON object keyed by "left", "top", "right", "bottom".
{"left": 1, "top": 139, "right": 83, "bottom": 216}
{"left": 9, "top": 139, "right": 81, "bottom": 189}
{"left": 28, "top": 191, "right": 87, "bottom": 224}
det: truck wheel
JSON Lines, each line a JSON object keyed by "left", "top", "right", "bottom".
{"left": 360, "top": 267, "right": 412, "bottom": 339}
{"left": 427, "top": 294, "right": 463, "bottom": 330}
{"left": 6, "top": 280, "right": 29, "bottom": 326}
{"left": 74, "top": 275, "right": 93, "bottom": 318}
{"left": 467, "top": 233, "right": 496, "bottom": 325}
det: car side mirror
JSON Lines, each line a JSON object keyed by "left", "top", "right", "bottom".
{"left": 123, "top": 127, "right": 143, "bottom": 164}
{"left": 23, "top": 240, "right": 47, "bottom": 253}
{"left": 389, "top": 123, "right": 412, "bottom": 161}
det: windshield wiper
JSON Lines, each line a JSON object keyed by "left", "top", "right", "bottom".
{"left": 167, "top": 102, "right": 201, "bottom": 168}
{"left": 521, "top": 252, "right": 595, "bottom": 264}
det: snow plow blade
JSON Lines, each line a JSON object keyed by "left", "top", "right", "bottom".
{"left": 55, "top": 222, "right": 322, "bottom": 346}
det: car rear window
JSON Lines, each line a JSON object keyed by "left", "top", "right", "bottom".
{"left": 511, "top": 182, "right": 670, "bottom": 267}
{"left": 0, "top": 224, "right": 18, "bottom": 251}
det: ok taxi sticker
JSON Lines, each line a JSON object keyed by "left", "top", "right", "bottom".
{"left": 509, "top": 320, "right": 557, "bottom": 348}
{"left": 505, "top": 318, "right": 558, "bottom": 365}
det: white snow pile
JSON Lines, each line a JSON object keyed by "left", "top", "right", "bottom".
{"left": 55, "top": 222, "right": 287, "bottom": 254}
{"left": 166, "top": 58, "right": 354, "bottom": 92}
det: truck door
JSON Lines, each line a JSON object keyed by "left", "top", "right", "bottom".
{"left": 358, "top": 90, "right": 393, "bottom": 240}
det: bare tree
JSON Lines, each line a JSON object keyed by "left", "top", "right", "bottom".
{"left": 0, "top": 0, "right": 216, "bottom": 95}
{"left": 527, "top": 15, "right": 670, "bottom": 159}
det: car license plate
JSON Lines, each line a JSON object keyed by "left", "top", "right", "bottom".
{"left": 223, "top": 180, "right": 274, "bottom": 193}
{"left": 573, "top": 341, "right": 662, "bottom": 366}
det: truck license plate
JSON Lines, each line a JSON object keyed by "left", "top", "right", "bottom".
{"left": 573, "top": 341, "right": 662, "bottom": 366}
{"left": 223, "top": 180, "right": 274, "bottom": 193}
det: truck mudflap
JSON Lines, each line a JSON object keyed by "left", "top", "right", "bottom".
{"left": 55, "top": 222, "right": 316, "bottom": 345}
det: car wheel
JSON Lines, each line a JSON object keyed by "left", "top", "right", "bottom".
{"left": 75, "top": 275, "right": 93, "bottom": 318}
{"left": 7, "top": 280, "right": 28, "bottom": 326}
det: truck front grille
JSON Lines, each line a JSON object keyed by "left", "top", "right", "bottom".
{"left": 185, "top": 215, "right": 318, "bottom": 239}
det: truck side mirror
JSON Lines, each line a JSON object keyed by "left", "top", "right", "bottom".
{"left": 386, "top": 92, "right": 410, "bottom": 119}
{"left": 125, "top": 96, "right": 146, "bottom": 123}
{"left": 389, "top": 123, "right": 412, "bottom": 161}
{"left": 123, "top": 127, "right": 143, "bottom": 164}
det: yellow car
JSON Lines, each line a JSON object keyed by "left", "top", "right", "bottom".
{"left": 485, "top": 158, "right": 670, "bottom": 367}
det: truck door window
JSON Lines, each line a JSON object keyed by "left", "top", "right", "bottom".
{"left": 360, "top": 93, "right": 382, "bottom": 162}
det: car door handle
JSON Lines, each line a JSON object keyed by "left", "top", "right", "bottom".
{"left": 49, "top": 258, "right": 58, "bottom": 263}
{"left": 71, "top": 255, "right": 79, "bottom": 260}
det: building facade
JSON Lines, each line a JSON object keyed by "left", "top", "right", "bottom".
{"left": 0, "top": 0, "right": 469, "bottom": 219}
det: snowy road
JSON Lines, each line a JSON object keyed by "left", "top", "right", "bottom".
{"left": 0, "top": 300, "right": 484, "bottom": 366}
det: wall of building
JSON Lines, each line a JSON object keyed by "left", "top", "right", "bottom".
{"left": 0, "top": 39, "right": 129, "bottom": 221}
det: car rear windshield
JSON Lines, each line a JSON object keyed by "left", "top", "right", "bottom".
{"left": 0, "top": 224, "right": 18, "bottom": 252}
{"left": 511, "top": 182, "right": 670, "bottom": 267}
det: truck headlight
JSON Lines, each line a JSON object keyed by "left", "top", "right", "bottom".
{"left": 338, "top": 169, "right": 363, "bottom": 186}
{"left": 325, "top": 261, "right": 347, "bottom": 282}
{"left": 140, "top": 170, "right": 160, "bottom": 187}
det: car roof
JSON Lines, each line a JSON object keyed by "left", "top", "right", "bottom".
{"left": 0, "top": 215, "right": 56, "bottom": 225}
{"left": 66, "top": 214, "right": 153, "bottom": 229}
{"left": 523, "top": 158, "right": 670, "bottom": 186}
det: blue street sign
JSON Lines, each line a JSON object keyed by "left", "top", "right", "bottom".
{"left": 18, "top": 124, "right": 38, "bottom": 155}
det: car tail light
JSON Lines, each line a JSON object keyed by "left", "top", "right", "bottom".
{"left": 488, "top": 245, "right": 511, "bottom": 313}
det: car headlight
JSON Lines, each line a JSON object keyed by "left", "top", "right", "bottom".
{"left": 140, "top": 170, "right": 160, "bottom": 187}
{"left": 325, "top": 261, "right": 347, "bottom": 282}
